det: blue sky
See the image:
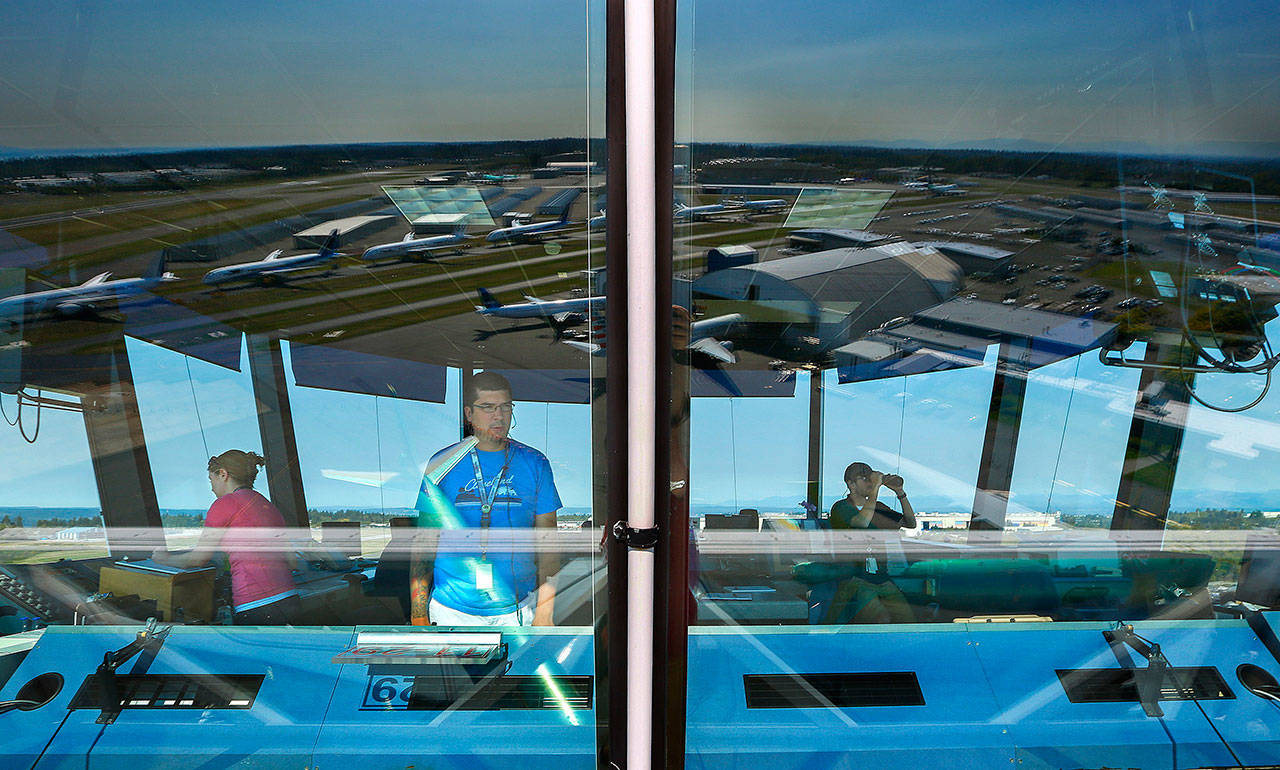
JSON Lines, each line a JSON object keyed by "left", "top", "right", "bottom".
{"left": 0, "top": 0, "right": 606, "bottom": 149}
{"left": 677, "top": 0, "right": 1280, "bottom": 152}
{"left": 0, "top": 0, "right": 1276, "bottom": 152}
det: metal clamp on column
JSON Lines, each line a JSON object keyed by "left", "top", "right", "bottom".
{"left": 613, "top": 521, "right": 660, "bottom": 549}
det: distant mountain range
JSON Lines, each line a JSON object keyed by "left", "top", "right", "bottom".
{"left": 0, "top": 145, "right": 205, "bottom": 160}
{"left": 3, "top": 489, "right": 1277, "bottom": 524}
{"left": 5, "top": 136, "right": 1279, "bottom": 163}
{"left": 691, "top": 489, "right": 1280, "bottom": 517}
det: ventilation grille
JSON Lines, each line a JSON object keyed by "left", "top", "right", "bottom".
{"left": 70, "top": 674, "right": 264, "bottom": 710}
{"left": 1056, "top": 666, "right": 1234, "bottom": 703}
{"left": 408, "top": 674, "right": 592, "bottom": 711}
{"left": 744, "top": 672, "right": 924, "bottom": 709}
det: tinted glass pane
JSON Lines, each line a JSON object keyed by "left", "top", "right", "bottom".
{"left": 0, "top": 2, "right": 606, "bottom": 766}
{"left": 677, "top": 1, "right": 1280, "bottom": 767}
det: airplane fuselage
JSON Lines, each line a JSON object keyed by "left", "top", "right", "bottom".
{"left": 674, "top": 204, "right": 730, "bottom": 221}
{"left": 739, "top": 199, "right": 787, "bottom": 212}
{"left": 485, "top": 219, "right": 571, "bottom": 243}
{"left": 475, "top": 295, "right": 602, "bottom": 320}
{"left": 362, "top": 233, "right": 468, "bottom": 261}
{"left": 203, "top": 252, "right": 332, "bottom": 286}
{"left": 0, "top": 274, "right": 176, "bottom": 321}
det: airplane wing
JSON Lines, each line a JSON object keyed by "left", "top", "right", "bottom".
{"left": 688, "top": 337, "right": 737, "bottom": 364}
{"left": 257, "top": 264, "right": 317, "bottom": 276}
{"left": 563, "top": 340, "right": 603, "bottom": 356}
{"left": 82, "top": 272, "right": 113, "bottom": 286}
{"left": 55, "top": 289, "right": 139, "bottom": 314}
{"left": 262, "top": 249, "right": 285, "bottom": 262}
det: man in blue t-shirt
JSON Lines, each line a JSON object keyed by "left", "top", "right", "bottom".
{"left": 410, "top": 371, "right": 562, "bottom": 626}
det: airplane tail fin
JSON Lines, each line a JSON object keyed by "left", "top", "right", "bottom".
{"left": 142, "top": 253, "right": 167, "bottom": 279}
{"left": 476, "top": 287, "right": 502, "bottom": 310}
{"left": 318, "top": 229, "right": 340, "bottom": 259}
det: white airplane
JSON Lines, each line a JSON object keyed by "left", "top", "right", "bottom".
{"left": 485, "top": 210, "right": 574, "bottom": 244}
{"left": 674, "top": 202, "right": 738, "bottom": 221}
{"left": 566, "top": 309, "right": 744, "bottom": 364}
{"left": 361, "top": 228, "right": 469, "bottom": 262}
{"left": 474, "top": 287, "right": 600, "bottom": 326}
{"left": 203, "top": 230, "right": 341, "bottom": 286}
{"left": 735, "top": 198, "right": 788, "bottom": 214}
{"left": 474, "top": 286, "right": 743, "bottom": 362}
{"left": 0, "top": 266, "right": 179, "bottom": 324}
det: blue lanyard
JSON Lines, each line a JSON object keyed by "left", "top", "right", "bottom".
{"left": 469, "top": 447, "right": 511, "bottom": 559}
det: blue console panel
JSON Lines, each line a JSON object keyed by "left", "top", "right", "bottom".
{"left": 0, "top": 625, "right": 354, "bottom": 770}
{"left": 966, "top": 620, "right": 1280, "bottom": 769}
{"left": 7, "top": 616, "right": 1280, "bottom": 769}
{"left": 685, "top": 618, "right": 1280, "bottom": 770}
{"left": 311, "top": 626, "right": 596, "bottom": 770}
{"left": 687, "top": 625, "right": 1014, "bottom": 770}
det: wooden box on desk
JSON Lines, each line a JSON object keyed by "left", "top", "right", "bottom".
{"left": 99, "top": 563, "right": 216, "bottom": 622}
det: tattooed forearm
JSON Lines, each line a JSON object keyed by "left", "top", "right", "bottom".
{"left": 409, "top": 554, "right": 432, "bottom": 625}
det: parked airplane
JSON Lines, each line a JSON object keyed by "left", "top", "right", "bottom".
{"left": 734, "top": 198, "right": 788, "bottom": 214}
{"left": 202, "top": 230, "right": 341, "bottom": 286}
{"left": 361, "top": 228, "right": 469, "bottom": 262}
{"left": 485, "top": 211, "right": 574, "bottom": 243}
{"left": 564, "top": 308, "right": 744, "bottom": 363}
{"left": 0, "top": 264, "right": 179, "bottom": 325}
{"left": 674, "top": 202, "right": 736, "bottom": 221}
{"left": 473, "top": 287, "right": 599, "bottom": 327}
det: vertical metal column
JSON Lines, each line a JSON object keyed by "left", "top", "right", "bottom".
{"left": 806, "top": 372, "right": 824, "bottom": 513}
{"left": 651, "top": 0, "right": 683, "bottom": 766}
{"left": 81, "top": 333, "right": 161, "bottom": 556}
{"left": 1111, "top": 339, "right": 1196, "bottom": 532}
{"left": 970, "top": 339, "right": 1031, "bottom": 532}
{"left": 601, "top": 0, "right": 631, "bottom": 766}
{"left": 246, "top": 334, "right": 309, "bottom": 530}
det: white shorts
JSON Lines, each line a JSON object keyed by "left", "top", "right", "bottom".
{"left": 428, "top": 593, "right": 536, "bottom": 627}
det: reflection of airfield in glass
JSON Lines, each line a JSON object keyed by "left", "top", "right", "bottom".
{"left": 782, "top": 188, "right": 893, "bottom": 229}
{"left": 381, "top": 185, "right": 497, "bottom": 227}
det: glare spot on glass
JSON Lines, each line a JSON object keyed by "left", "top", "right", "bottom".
{"left": 536, "top": 662, "right": 580, "bottom": 726}
{"left": 556, "top": 640, "right": 576, "bottom": 665}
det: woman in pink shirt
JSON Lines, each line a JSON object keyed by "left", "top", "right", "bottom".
{"left": 153, "top": 450, "right": 300, "bottom": 625}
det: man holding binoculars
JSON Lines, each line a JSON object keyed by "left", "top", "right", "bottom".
{"left": 823, "top": 461, "right": 917, "bottom": 623}
{"left": 830, "top": 463, "right": 917, "bottom": 534}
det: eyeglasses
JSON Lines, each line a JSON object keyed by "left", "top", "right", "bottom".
{"left": 471, "top": 402, "right": 514, "bottom": 415}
